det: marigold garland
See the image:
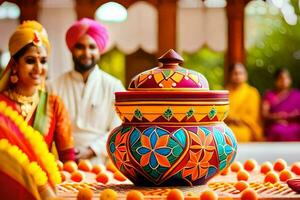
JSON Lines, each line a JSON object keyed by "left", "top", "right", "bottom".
{"left": 0, "top": 101, "right": 61, "bottom": 185}
{"left": 0, "top": 139, "right": 48, "bottom": 186}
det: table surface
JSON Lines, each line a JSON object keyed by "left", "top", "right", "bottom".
{"left": 57, "top": 164, "right": 300, "bottom": 200}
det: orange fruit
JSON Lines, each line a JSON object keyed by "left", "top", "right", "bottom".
{"left": 96, "top": 172, "right": 109, "bottom": 184}
{"left": 240, "top": 188, "right": 258, "bottom": 200}
{"left": 71, "top": 171, "right": 85, "bottom": 182}
{"left": 230, "top": 161, "right": 243, "bottom": 172}
{"left": 264, "top": 171, "right": 279, "bottom": 184}
{"left": 243, "top": 159, "right": 257, "bottom": 172}
{"left": 237, "top": 170, "right": 250, "bottom": 181}
{"left": 166, "top": 189, "right": 184, "bottom": 200}
{"left": 91, "top": 164, "right": 104, "bottom": 174}
{"left": 77, "top": 187, "right": 93, "bottom": 200}
{"left": 113, "top": 171, "right": 127, "bottom": 182}
{"left": 234, "top": 181, "right": 249, "bottom": 192}
{"left": 273, "top": 159, "right": 287, "bottom": 172}
{"left": 126, "top": 190, "right": 144, "bottom": 200}
{"left": 106, "top": 161, "right": 118, "bottom": 173}
{"left": 199, "top": 189, "right": 218, "bottom": 200}
{"left": 78, "top": 159, "right": 92, "bottom": 172}
{"left": 260, "top": 161, "right": 273, "bottom": 174}
{"left": 63, "top": 161, "right": 78, "bottom": 173}
{"left": 220, "top": 167, "right": 230, "bottom": 175}
{"left": 100, "top": 189, "right": 117, "bottom": 200}
{"left": 56, "top": 160, "right": 64, "bottom": 171}
{"left": 279, "top": 169, "right": 293, "bottom": 182}
{"left": 291, "top": 162, "right": 300, "bottom": 175}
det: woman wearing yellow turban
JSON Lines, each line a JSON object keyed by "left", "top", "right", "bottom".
{"left": 0, "top": 21, "right": 75, "bottom": 162}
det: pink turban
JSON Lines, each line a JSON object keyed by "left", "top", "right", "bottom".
{"left": 65, "top": 18, "right": 109, "bottom": 53}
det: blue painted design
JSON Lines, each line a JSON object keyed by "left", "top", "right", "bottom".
{"left": 155, "top": 148, "right": 171, "bottom": 156}
{"left": 150, "top": 152, "right": 158, "bottom": 169}
{"left": 225, "top": 145, "right": 233, "bottom": 154}
{"left": 144, "top": 127, "right": 154, "bottom": 136}
{"left": 173, "top": 129, "right": 187, "bottom": 147}
{"left": 213, "top": 127, "right": 228, "bottom": 170}
{"left": 109, "top": 143, "right": 116, "bottom": 153}
{"left": 156, "top": 127, "right": 169, "bottom": 136}
{"left": 225, "top": 126, "right": 237, "bottom": 149}
{"left": 130, "top": 128, "right": 140, "bottom": 146}
{"left": 137, "top": 147, "right": 151, "bottom": 155}
{"left": 207, "top": 166, "right": 217, "bottom": 178}
{"left": 150, "top": 131, "right": 158, "bottom": 149}
{"left": 200, "top": 127, "right": 211, "bottom": 136}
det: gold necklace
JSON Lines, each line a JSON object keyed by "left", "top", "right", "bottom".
{"left": 7, "top": 89, "right": 39, "bottom": 118}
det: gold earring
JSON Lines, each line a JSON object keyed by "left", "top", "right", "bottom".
{"left": 10, "top": 75, "right": 18, "bottom": 83}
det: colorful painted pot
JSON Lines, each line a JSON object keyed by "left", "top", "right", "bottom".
{"left": 107, "top": 49, "right": 237, "bottom": 186}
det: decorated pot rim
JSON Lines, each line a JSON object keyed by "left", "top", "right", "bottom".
{"left": 115, "top": 90, "right": 229, "bottom": 102}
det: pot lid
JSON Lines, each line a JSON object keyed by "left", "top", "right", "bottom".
{"left": 128, "top": 49, "right": 209, "bottom": 91}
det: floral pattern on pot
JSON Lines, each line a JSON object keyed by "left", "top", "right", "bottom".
{"left": 107, "top": 123, "right": 237, "bottom": 186}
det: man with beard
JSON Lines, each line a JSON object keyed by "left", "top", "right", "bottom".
{"left": 47, "top": 18, "right": 125, "bottom": 164}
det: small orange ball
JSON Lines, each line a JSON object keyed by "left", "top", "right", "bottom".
{"left": 63, "top": 161, "right": 78, "bottom": 173}
{"left": 220, "top": 167, "right": 230, "bottom": 176}
{"left": 113, "top": 171, "right": 127, "bottom": 182}
{"left": 243, "top": 159, "right": 257, "bottom": 172}
{"left": 273, "top": 159, "right": 287, "bottom": 172}
{"left": 78, "top": 159, "right": 93, "bottom": 172}
{"left": 240, "top": 188, "right": 258, "bottom": 200}
{"left": 100, "top": 189, "right": 118, "bottom": 200}
{"left": 199, "top": 190, "right": 218, "bottom": 200}
{"left": 230, "top": 161, "right": 243, "bottom": 173}
{"left": 126, "top": 190, "right": 144, "bottom": 200}
{"left": 56, "top": 160, "right": 64, "bottom": 171}
{"left": 71, "top": 171, "right": 85, "bottom": 182}
{"left": 166, "top": 189, "right": 184, "bottom": 200}
{"left": 106, "top": 161, "right": 118, "bottom": 173}
{"left": 279, "top": 169, "right": 293, "bottom": 182}
{"left": 260, "top": 161, "right": 273, "bottom": 174}
{"left": 264, "top": 171, "right": 279, "bottom": 184}
{"left": 96, "top": 172, "right": 109, "bottom": 184}
{"left": 91, "top": 164, "right": 104, "bottom": 174}
{"left": 237, "top": 170, "right": 250, "bottom": 181}
{"left": 291, "top": 162, "right": 300, "bottom": 175}
{"left": 234, "top": 181, "right": 249, "bottom": 192}
{"left": 77, "top": 187, "right": 93, "bottom": 200}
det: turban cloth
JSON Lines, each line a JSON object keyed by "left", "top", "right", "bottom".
{"left": 9, "top": 20, "right": 50, "bottom": 56}
{"left": 0, "top": 20, "right": 50, "bottom": 92}
{"left": 65, "top": 18, "right": 109, "bottom": 53}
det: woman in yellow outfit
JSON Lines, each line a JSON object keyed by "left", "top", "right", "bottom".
{"left": 225, "top": 63, "right": 263, "bottom": 142}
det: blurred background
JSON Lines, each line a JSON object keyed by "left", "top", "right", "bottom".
{"left": 1, "top": 0, "right": 299, "bottom": 93}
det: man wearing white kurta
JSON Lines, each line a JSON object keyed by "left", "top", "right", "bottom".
{"left": 47, "top": 18, "right": 125, "bottom": 164}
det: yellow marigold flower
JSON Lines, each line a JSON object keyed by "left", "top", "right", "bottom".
{"left": 0, "top": 101, "right": 7, "bottom": 112}
{"left": 0, "top": 139, "right": 9, "bottom": 149}
{"left": 32, "top": 169, "right": 48, "bottom": 186}
{"left": 4, "top": 106, "right": 14, "bottom": 118}
{"left": 28, "top": 162, "right": 40, "bottom": 174}
{"left": 0, "top": 103, "right": 60, "bottom": 187}
{"left": 9, "top": 110, "right": 19, "bottom": 121}
{"left": 14, "top": 115, "right": 24, "bottom": 126}
{"left": 19, "top": 121, "right": 28, "bottom": 134}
